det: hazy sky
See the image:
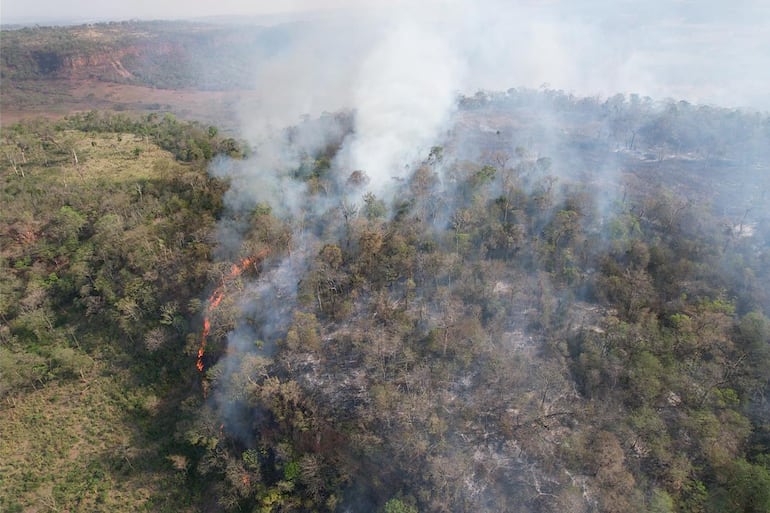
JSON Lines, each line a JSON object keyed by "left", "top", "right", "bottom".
{"left": 0, "top": 0, "right": 389, "bottom": 23}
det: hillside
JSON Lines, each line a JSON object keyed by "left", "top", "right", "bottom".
{"left": 3, "top": 89, "right": 769, "bottom": 512}
{"left": 0, "top": 20, "right": 291, "bottom": 88}
{"left": 0, "top": 20, "right": 290, "bottom": 127}
{"left": 0, "top": 113, "right": 240, "bottom": 512}
{"left": 173, "top": 91, "right": 770, "bottom": 513}
{"left": 3, "top": 15, "right": 770, "bottom": 513}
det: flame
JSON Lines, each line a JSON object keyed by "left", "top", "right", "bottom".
{"left": 196, "top": 249, "right": 270, "bottom": 374}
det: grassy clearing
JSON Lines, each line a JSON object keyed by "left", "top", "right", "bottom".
{"left": 10, "top": 129, "right": 183, "bottom": 182}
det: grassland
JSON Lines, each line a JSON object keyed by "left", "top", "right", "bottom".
{"left": 0, "top": 79, "right": 260, "bottom": 131}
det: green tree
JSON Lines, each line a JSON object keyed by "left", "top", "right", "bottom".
{"left": 711, "top": 459, "right": 770, "bottom": 513}
{"left": 383, "top": 497, "right": 418, "bottom": 513}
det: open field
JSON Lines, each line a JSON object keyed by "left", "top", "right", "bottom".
{"left": 1, "top": 79, "right": 260, "bottom": 132}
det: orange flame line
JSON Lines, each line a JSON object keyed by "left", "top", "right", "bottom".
{"left": 196, "top": 249, "right": 270, "bottom": 374}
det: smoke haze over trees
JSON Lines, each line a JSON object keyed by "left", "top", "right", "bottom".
{"left": 190, "top": 86, "right": 770, "bottom": 512}
{"left": 189, "top": 3, "right": 770, "bottom": 509}
{"left": 2, "top": 2, "right": 770, "bottom": 513}
{"left": 3, "top": 1, "right": 770, "bottom": 110}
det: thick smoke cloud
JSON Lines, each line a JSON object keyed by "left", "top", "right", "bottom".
{"left": 238, "top": 0, "right": 769, "bottom": 129}
{"left": 227, "top": 0, "right": 768, "bottom": 197}
{"left": 342, "top": 19, "right": 462, "bottom": 191}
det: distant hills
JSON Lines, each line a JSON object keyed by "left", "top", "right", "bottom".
{"left": 0, "top": 20, "right": 297, "bottom": 90}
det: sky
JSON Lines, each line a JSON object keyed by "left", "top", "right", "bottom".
{"left": 0, "top": 0, "right": 391, "bottom": 23}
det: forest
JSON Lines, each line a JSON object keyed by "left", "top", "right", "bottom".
{"left": 2, "top": 86, "right": 769, "bottom": 513}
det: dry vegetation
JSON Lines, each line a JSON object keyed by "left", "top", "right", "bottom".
{"left": 1, "top": 79, "right": 257, "bottom": 130}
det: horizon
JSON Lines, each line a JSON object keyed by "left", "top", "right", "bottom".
{"left": 1, "top": 1, "right": 769, "bottom": 112}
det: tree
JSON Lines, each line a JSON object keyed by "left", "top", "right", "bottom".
{"left": 711, "top": 459, "right": 770, "bottom": 513}
{"left": 383, "top": 497, "right": 418, "bottom": 513}
{"left": 284, "top": 312, "right": 322, "bottom": 353}
{"left": 363, "top": 192, "right": 387, "bottom": 221}
{"left": 590, "top": 431, "right": 637, "bottom": 513}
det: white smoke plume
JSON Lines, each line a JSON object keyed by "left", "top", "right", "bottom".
{"left": 226, "top": 0, "right": 769, "bottom": 207}
{"left": 206, "top": 0, "right": 770, "bottom": 380}
{"left": 340, "top": 18, "right": 463, "bottom": 191}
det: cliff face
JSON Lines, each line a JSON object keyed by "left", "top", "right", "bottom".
{"left": 57, "top": 48, "right": 135, "bottom": 79}
{"left": 63, "top": 47, "right": 138, "bottom": 69}
{"left": 0, "top": 31, "right": 179, "bottom": 85}
{"left": 1, "top": 21, "right": 280, "bottom": 89}
{"left": 28, "top": 43, "right": 182, "bottom": 81}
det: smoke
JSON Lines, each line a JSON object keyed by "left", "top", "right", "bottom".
{"left": 232, "top": 8, "right": 465, "bottom": 196}
{"left": 339, "top": 19, "right": 462, "bottom": 191}
{"left": 218, "top": 0, "right": 770, "bottom": 201}
{"left": 222, "top": 0, "right": 770, "bottom": 199}
{"left": 211, "top": 248, "right": 311, "bottom": 438}
{"left": 196, "top": 1, "right": 770, "bottom": 509}
{"left": 236, "top": 15, "right": 375, "bottom": 141}
{"left": 205, "top": 0, "right": 770, "bottom": 393}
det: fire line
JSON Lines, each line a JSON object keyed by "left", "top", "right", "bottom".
{"left": 197, "top": 248, "right": 270, "bottom": 373}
